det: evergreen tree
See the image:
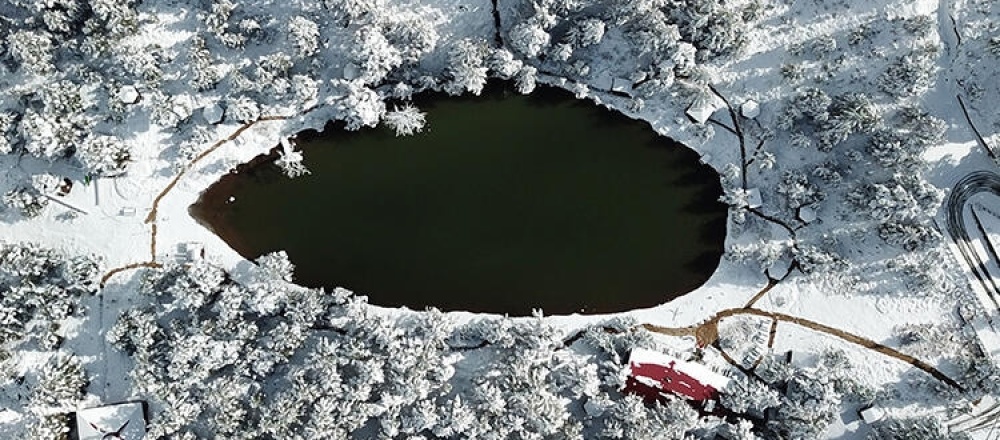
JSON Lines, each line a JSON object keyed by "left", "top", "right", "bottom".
{"left": 289, "top": 16, "right": 320, "bottom": 59}
{"left": 383, "top": 104, "right": 427, "bottom": 137}
{"left": 445, "top": 38, "right": 489, "bottom": 95}
{"left": 32, "top": 352, "right": 87, "bottom": 408}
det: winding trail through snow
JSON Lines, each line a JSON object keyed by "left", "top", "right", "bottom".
{"left": 640, "top": 304, "right": 964, "bottom": 391}
{"left": 93, "top": 86, "right": 965, "bottom": 393}
{"left": 100, "top": 114, "right": 291, "bottom": 287}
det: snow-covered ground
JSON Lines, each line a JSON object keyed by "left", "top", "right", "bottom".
{"left": 2, "top": 0, "right": 1000, "bottom": 438}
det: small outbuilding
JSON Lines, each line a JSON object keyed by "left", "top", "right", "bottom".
{"left": 76, "top": 402, "right": 146, "bottom": 440}
{"left": 343, "top": 63, "right": 362, "bottom": 80}
{"left": 611, "top": 77, "right": 634, "bottom": 95}
{"left": 624, "top": 348, "right": 731, "bottom": 402}
{"left": 176, "top": 242, "right": 205, "bottom": 263}
{"left": 859, "top": 405, "right": 885, "bottom": 424}
{"left": 202, "top": 104, "right": 225, "bottom": 125}
{"left": 118, "top": 86, "right": 140, "bottom": 105}
{"left": 686, "top": 97, "right": 724, "bottom": 125}
{"left": 740, "top": 100, "right": 760, "bottom": 119}
{"left": 798, "top": 205, "right": 818, "bottom": 224}
{"left": 746, "top": 188, "right": 763, "bottom": 209}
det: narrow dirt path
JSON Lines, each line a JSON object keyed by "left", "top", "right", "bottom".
{"left": 143, "top": 115, "right": 289, "bottom": 226}
{"left": 99, "top": 261, "right": 161, "bottom": 287}
{"left": 743, "top": 260, "right": 800, "bottom": 308}
{"left": 93, "top": 95, "right": 964, "bottom": 393}
{"left": 100, "top": 115, "right": 290, "bottom": 287}
{"left": 640, "top": 305, "right": 964, "bottom": 390}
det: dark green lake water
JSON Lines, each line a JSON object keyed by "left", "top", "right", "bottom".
{"left": 191, "top": 84, "right": 727, "bottom": 315}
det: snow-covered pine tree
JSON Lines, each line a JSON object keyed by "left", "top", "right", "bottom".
{"left": 776, "top": 170, "right": 825, "bottom": 210}
{"left": 288, "top": 16, "right": 320, "bottom": 59}
{"left": 0, "top": 112, "right": 19, "bottom": 154}
{"left": 384, "top": 16, "right": 439, "bottom": 64}
{"left": 508, "top": 22, "right": 550, "bottom": 59}
{"left": 323, "top": 0, "right": 386, "bottom": 26}
{"left": 275, "top": 138, "right": 310, "bottom": 179}
{"left": 720, "top": 375, "right": 781, "bottom": 416}
{"left": 107, "top": 308, "right": 161, "bottom": 355}
{"left": 336, "top": 81, "right": 385, "bottom": 130}
{"left": 27, "top": 414, "right": 71, "bottom": 440}
{"left": 77, "top": 135, "right": 131, "bottom": 177}
{"left": 3, "top": 186, "right": 48, "bottom": 218}
{"left": 188, "top": 35, "right": 222, "bottom": 91}
{"left": 568, "top": 18, "right": 606, "bottom": 48}
{"left": 226, "top": 95, "right": 260, "bottom": 123}
{"left": 89, "top": 0, "right": 140, "bottom": 39}
{"left": 487, "top": 48, "right": 522, "bottom": 80}
{"left": 877, "top": 44, "right": 939, "bottom": 97}
{"left": 351, "top": 27, "right": 402, "bottom": 85}
{"left": 877, "top": 219, "right": 941, "bottom": 251}
{"left": 32, "top": 352, "right": 87, "bottom": 408}
{"left": 445, "top": 38, "right": 489, "bottom": 95}
{"left": 515, "top": 65, "right": 538, "bottom": 94}
{"left": 769, "top": 368, "right": 842, "bottom": 439}
{"left": 383, "top": 104, "right": 427, "bottom": 137}
{"left": 8, "top": 30, "right": 56, "bottom": 75}
{"left": 867, "top": 416, "right": 969, "bottom": 440}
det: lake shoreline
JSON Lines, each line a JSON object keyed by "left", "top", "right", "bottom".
{"left": 190, "top": 83, "right": 728, "bottom": 315}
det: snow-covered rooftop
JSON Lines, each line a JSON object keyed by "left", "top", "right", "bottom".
{"left": 685, "top": 97, "right": 724, "bottom": 125}
{"left": 76, "top": 402, "right": 146, "bottom": 440}
{"left": 625, "top": 348, "right": 731, "bottom": 399}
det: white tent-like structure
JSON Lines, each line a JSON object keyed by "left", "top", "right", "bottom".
{"left": 76, "top": 402, "right": 146, "bottom": 440}
{"left": 685, "top": 96, "right": 724, "bottom": 125}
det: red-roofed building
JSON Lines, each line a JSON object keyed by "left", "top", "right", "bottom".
{"left": 624, "top": 348, "right": 731, "bottom": 402}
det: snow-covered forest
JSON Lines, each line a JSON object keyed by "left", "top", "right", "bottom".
{"left": 4, "top": 243, "right": 983, "bottom": 439}
{"left": 2, "top": 0, "right": 1000, "bottom": 438}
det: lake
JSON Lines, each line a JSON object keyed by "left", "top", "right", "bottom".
{"left": 190, "top": 83, "right": 727, "bottom": 315}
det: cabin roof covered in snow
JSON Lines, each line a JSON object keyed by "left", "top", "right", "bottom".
{"left": 625, "top": 348, "right": 731, "bottom": 398}
{"left": 859, "top": 405, "right": 885, "bottom": 423}
{"left": 740, "top": 100, "right": 760, "bottom": 119}
{"left": 118, "top": 86, "right": 140, "bottom": 105}
{"left": 798, "top": 205, "right": 818, "bottom": 223}
{"left": 611, "top": 77, "right": 633, "bottom": 93}
{"left": 746, "top": 188, "right": 763, "bottom": 209}
{"left": 685, "top": 97, "right": 724, "bottom": 124}
{"left": 76, "top": 402, "right": 146, "bottom": 440}
{"left": 202, "top": 104, "right": 225, "bottom": 124}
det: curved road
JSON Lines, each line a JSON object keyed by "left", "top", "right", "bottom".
{"left": 945, "top": 171, "right": 1000, "bottom": 311}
